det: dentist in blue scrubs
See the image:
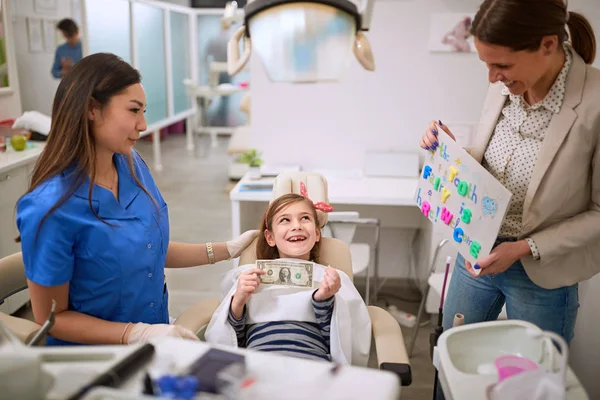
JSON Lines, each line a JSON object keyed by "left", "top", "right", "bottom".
{"left": 16, "top": 53, "right": 257, "bottom": 346}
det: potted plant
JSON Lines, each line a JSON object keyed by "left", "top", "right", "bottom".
{"left": 239, "top": 149, "right": 263, "bottom": 179}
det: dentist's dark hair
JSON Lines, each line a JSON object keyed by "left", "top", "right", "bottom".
{"left": 16, "top": 53, "right": 155, "bottom": 242}
{"left": 257, "top": 194, "right": 322, "bottom": 262}
{"left": 471, "top": 0, "right": 596, "bottom": 64}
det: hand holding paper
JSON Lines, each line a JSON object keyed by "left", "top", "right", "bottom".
{"left": 414, "top": 126, "right": 512, "bottom": 266}
{"left": 466, "top": 240, "right": 532, "bottom": 277}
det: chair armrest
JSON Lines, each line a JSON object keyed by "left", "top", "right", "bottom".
{"left": 0, "top": 312, "right": 43, "bottom": 345}
{"left": 0, "top": 252, "right": 27, "bottom": 304}
{"left": 368, "top": 305, "right": 412, "bottom": 386}
{"left": 173, "top": 299, "right": 220, "bottom": 336}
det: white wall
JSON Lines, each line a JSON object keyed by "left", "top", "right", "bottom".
{"left": 0, "top": 0, "right": 22, "bottom": 120}
{"left": 250, "top": 0, "right": 489, "bottom": 170}
{"left": 12, "top": 0, "right": 73, "bottom": 116}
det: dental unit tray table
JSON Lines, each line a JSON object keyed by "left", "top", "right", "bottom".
{"left": 434, "top": 320, "right": 588, "bottom": 400}
{"left": 36, "top": 337, "right": 400, "bottom": 399}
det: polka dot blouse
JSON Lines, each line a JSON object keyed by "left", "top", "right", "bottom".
{"left": 481, "top": 43, "right": 572, "bottom": 260}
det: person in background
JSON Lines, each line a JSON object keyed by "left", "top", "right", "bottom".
{"left": 51, "top": 18, "right": 82, "bottom": 79}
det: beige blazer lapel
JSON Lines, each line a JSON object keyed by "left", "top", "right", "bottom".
{"left": 522, "top": 51, "right": 586, "bottom": 216}
{"left": 470, "top": 83, "right": 506, "bottom": 163}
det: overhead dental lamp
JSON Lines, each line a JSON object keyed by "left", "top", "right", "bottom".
{"left": 226, "top": 0, "right": 375, "bottom": 83}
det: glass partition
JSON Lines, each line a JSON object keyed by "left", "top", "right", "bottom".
{"left": 134, "top": 3, "right": 167, "bottom": 126}
{"left": 170, "top": 11, "right": 191, "bottom": 115}
{"left": 197, "top": 15, "right": 249, "bottom": 127}
{"left": 85, "top": 0, "right": 131, "bottom": 63}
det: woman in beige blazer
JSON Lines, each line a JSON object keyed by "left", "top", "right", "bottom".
{"left": 420, "top": 0, "right": 598, "bottom": 345}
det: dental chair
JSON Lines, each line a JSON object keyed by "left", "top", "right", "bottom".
{"left": 0, "top": 252, "right": 44, "bottom": 345}
{"left": 174, "top": 171, "right": 413, "bottom": 386}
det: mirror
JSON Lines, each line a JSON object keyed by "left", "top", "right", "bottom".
{"left": 0, "top": 1, "right": 11, "bottom": 91}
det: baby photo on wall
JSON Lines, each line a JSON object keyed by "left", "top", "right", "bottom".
{"left": 429, "top": 13, "right": 477, "bottom": 53}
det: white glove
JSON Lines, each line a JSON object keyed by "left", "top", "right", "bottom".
{"left": 127, "top": 323, "right": 199, "bottom": 344}
{"left": 226, "top": 230, "right": 259, "bottom": 259}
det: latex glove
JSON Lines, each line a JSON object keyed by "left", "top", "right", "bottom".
{"left": 227, "top": 230, "right": 259, "bottom": 259}
{"left": 419, "top": 120, "right": 455, "bottom": 151}
{"left": 314, "top": 266, "right": 341, "bottom": 301}
{"left": 127, "top": 323, "right": 199, "bottom": 344}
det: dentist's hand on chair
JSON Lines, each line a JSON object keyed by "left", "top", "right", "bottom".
{"left": 420, "top": 120, "right": 455, "bottom": 151}
{"left": 314, "top": 266, "right": 341, "bottom": 301}
{"left": 227, "top": 230, "right": 260, "bottom": 259}
{"left": 231, "top": 268, "right": 266, "bottom": 319}
{"left": 126, "top": 323, "right": 199, "bottom": 344}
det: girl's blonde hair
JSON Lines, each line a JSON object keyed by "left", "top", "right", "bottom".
{"left": 256, "top": 194, "right": 321, "bottom": 262}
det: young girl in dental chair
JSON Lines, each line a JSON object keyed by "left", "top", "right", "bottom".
{"left": 205, "top": 191, "right": 371, "bottom": 366}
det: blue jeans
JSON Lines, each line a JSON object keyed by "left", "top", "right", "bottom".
{"left": 435, "top": 238, "right": 579, "bottom": 399}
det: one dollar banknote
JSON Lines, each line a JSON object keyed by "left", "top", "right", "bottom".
{"left": 256, "top": 260, "right": 314, "bottom": 288}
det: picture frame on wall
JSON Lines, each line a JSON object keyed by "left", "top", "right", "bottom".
{"left": 34, "top": 0, "right": 58, "bottom": 14}
{"left": 429, "top": 13, "right": 477, "bottom": 53}
{"left": 42, "top": 19, "right": 56, "bottom": 52}
{"left": 27, "top": 17, "right": 44, "bottom": 53}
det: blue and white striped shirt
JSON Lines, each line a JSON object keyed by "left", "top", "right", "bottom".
{"left": 227, "top": 291, "right": 335, "bottom": 362}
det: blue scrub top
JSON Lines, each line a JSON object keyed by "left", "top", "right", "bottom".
{"left": 17, "top": 150, "right": 170, "bottom": 346}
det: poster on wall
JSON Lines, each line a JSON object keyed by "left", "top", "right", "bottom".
{"left": 414, "top": 131, "right": 512, "bottom": 266}
{"left": 27, "top": 17, "right": 44, "bottom": 53}
{"left": 34, "top": 0, "right": 57, "bottom": 14}
{"left": 42, "top": 19, "right": 56, "bottom": 52}
{"left": 429, "top": 13, "right": 477, "bottom": 53}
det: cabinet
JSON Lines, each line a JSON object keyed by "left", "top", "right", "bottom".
{"left": 0, "top": 146, "right": 43, "bottom": 315}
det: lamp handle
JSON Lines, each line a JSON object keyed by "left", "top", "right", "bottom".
{"left": 228, "top": 25, "right": 252, "bottom": 76}
{"left": 353, "top": 31, "right": 375, "bottom": 71}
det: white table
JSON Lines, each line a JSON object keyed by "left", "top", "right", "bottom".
{"left": 0, "top": 141, "right": 44, "bottom": 175}
{"left": 230, "top": 171, "right": 434, "bottom": 292}
{"left": 38, "top": 337, "right": 400, "bottom": 400}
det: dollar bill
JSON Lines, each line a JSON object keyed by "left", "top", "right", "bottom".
{"left": 256, "top": 260, "right": 314, "bottom": 288}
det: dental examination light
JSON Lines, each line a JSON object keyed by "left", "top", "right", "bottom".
{"left": 227, "top": 0, "right": 375, "bottom": 83}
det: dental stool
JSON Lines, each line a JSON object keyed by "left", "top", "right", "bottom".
{"left": 0, "top": 252, "right": 44, "bottom": 345}
{"left": 175, "top": 171, "right": 413, "bottom": 385}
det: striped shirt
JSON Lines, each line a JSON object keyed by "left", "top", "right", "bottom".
{"left": 227, "top": 291, "right": 335, "bottom": 362}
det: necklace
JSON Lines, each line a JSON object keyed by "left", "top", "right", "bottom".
{"left": 97, "top": 168, "right": 118, "bottom": 191}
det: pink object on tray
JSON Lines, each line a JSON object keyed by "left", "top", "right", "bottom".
{"left": 494, "top": 355, "right": 538, "bottom": 382}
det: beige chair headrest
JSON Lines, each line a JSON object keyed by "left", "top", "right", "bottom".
{"left": 271, "top": 172, "right": 331, "bottom": 227}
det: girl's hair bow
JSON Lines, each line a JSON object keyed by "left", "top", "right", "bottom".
{"left": 300, "top": 182, "right": 334, "bottom": 213}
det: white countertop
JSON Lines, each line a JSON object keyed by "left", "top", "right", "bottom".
{"left": 37, "top": 337, "right": 400, "bottom": 400}
{"left": 0, "top": 142, "right": 44, "bottom": 174}
{"left": 230, "top": 171, "right": 419, "bottom": 206}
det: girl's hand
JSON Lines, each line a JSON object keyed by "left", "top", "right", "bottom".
{"left": 231, "top": 268, "right": 265, "bottom": 317}
{"left": 314, "top": 266, "right": 341, "bottom": 301}
{"left": 420, "top": 120, "right": 455, "bottom": 151}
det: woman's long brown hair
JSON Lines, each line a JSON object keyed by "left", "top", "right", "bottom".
{"left": 16, "top": 53, "right": 157, "bottom": 242}
{"left": 256, "top": 194, "right": 322, "bottom": 263}
{"left": 471, "top": 0, "right": 596, "bottom": 64}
